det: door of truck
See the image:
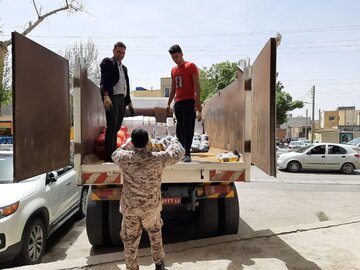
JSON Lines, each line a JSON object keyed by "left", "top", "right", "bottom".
{"left": 12, "top": 32, "right": 70, "bottom": 182}
{"left": 202, "top": 38, "right": 277, "bottom": 177}
{"left": 251, "top": 38, "right": 277, "bottom": 177}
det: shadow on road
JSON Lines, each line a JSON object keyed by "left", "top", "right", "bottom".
{"left": 88, "top": 206, "right": 321, "bottom": 269}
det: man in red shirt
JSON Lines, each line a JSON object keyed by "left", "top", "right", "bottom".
{"left": 166, "top": 45, "right": 201, "bottom": 162}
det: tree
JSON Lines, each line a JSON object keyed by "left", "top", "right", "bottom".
{"left": 0, "top": 0, "right": 85, "bottom": 110}
{"left": 276, "top": 77, "right": 304, "bottom": 125}
{"left": 199, "top": 61, "right": 238, "bottom": 103}
{"left": 60, "top": 40, "right": 100, "bottom": 126}
{"left": 0, "top": 51, "right": 11, "bottom": 108}
{"left": 61, "top": 40, "right": 100, "bottom": 86}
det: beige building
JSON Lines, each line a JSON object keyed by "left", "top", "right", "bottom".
{"left": 321, "top": 106, "right": 360, "bottom": 129}
{"left": 130, "top": 77, "right": 172, "bottom": 98}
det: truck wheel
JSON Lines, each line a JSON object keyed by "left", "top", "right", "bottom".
{"left": 76, "top": 187, "right": 88, "bottom": 219}
{"left": 86, "top": 188, "right": 110, "bottom": 246}
{"left": 18, "top": 218, "right": 46, "bottom": 265}
{"left": 197, "top": 199, "right": 219, "bottom": 237}
{"left": 108, "top": 200, "right": 123, "bottom": 246}
{"left": 218, "top": 184, "right": 239, "bottom": 235}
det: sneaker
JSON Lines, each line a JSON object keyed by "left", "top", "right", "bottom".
{"left": 182, "top": 155, "right": 191, "bottom": 163}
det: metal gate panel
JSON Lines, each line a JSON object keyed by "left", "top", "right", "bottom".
{"left": 202, "top": 71, "right": 245, "bottom": 153}
{"left": 80, "top": 69, "right": 105, "bottom": 157}
{"left": 12, "top": 32, "right": 69, "bottom": 181}
{"left": 251, "top": 38, "right": 277, "bottom": 177}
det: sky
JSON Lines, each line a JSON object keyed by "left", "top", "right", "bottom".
{"left": 1, "top": 0, "right": 359, "bottom": 119}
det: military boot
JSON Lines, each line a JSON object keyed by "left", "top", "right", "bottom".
{"left": 155, "top": 261, "right": 167, "bottom": 270}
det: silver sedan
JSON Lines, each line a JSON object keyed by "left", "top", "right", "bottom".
{"left": 277, "top": 143, "right": 360, "bottom": 174}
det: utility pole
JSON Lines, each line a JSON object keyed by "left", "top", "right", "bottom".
{"left": 305, "top": 109, "right": 308, "bottom": 139}
{"left": 311, "top": 85, "right": 315, "bottom": 143}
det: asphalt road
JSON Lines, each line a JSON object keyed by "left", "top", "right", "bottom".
{"left": 3, "top": 167, "right": 360, "bottom": 268}
{"left": 42, "top": 167, "right": 360, "bottom": 263}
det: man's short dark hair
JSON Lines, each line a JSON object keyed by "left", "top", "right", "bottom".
{"left": 114, "top": 41, "right": 126, "bottom": 50}
{"left": 169, "top": 44, "right": 182, "bottom": 54}
{"left": 131, "top": 129, "right": 149, "bottom": 148}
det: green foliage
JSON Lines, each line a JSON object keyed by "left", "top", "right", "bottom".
{"left": 199, "top": 61, "right": 238, "bottom": 103}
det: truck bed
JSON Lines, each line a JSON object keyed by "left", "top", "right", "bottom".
{"left": 79, "top": 147, "right": 247, "bottom": 184}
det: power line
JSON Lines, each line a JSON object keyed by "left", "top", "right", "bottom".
{"left": 2, "top": 24, "right": 360, "bottom": 39}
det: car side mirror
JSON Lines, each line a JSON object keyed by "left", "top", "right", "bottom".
{"left": 46, "top": 171, "right": 58, "bottom": 184}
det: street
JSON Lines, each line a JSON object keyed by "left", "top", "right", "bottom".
{"left": 43, "top": 168, "right": 360, "bottom": 262}
{"left": 4, "top": 167, "right": 360, "bottom": 269}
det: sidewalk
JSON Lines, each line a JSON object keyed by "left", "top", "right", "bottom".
{"left": 12, "top": 218, "right": 360, "bottom": 270}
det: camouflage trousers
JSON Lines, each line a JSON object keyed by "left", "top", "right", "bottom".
{"left": 120, "top": 210, "right": 165, "bottom": 270}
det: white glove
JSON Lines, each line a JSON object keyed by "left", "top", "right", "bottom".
{"left": 103, "top": 96, "right": 112, "bottom": 111}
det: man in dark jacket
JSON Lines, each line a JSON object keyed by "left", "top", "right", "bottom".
{"left": 100, "top": 41, "right": 134, "bottom": 162}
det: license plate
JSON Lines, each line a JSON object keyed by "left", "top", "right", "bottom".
{"left": 162, "top": 197, "right": 181, "bottom": 205}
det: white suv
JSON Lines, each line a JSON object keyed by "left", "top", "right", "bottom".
{"left": 0, "top": 149, "right": 88, "bottom": 266}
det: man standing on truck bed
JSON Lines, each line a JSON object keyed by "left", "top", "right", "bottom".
{"left": 112, "top": 128, "right": 184, "bottom": 270}
{"left": 166, "top": 44, "right": 201, "bottom": 163}
{"left": 100, "top": 41, "right": 134, "bottom": 162}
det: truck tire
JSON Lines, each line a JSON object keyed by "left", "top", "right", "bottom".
{"left": 218, "top": 184, "right": 239, "bottom": 235}
{"left": 197, "top": 198, "right": 219, "bottom": 237}
{"left": 86, "top": 189, "right": 110, "bottom": 246}
{"left": 108, "top": 200, "right": 123, "bottom": 246}
{"left": 17, "top": 218, "right": 46, "bottom": 265}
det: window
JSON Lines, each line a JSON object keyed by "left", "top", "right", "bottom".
{"left": 328, "top": 145, "right": 347, "bottom": 155}
{"left": 329, "top": 116, "right": 335, "bottom": 121}
{"left": 164, "top": 87, "right": 170, "bottom": 97}
{"left": 309, "top": 145, "right": 326, "bottom": 155}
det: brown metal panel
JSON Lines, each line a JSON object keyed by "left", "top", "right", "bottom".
{"left": 80, "top": 69, "right": 106, "bottom": 157}
{"left": 202, "top": 71, "right": 245, "bottom": 153}
{"left": 12, "top": 32, "right": 70, "bottom": 182}
{"left": 251, "top": 38, "right": 277, "bottom": 177}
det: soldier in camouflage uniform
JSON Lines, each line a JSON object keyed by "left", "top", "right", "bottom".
{"left": 112, "top": 128, "right": 184, "bottom": 270}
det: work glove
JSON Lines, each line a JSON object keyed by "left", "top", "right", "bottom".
{"left": 103, "top": 96, "right": 112, "bottom": 111}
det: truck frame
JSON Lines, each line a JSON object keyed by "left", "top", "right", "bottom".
{"left": 11, "top": 32, "right": 278, "bottom": 246}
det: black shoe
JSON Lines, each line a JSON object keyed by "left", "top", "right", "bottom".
{"left": 155, "top": 261, "right": 168, "bottom": 270}
{"left": 182, "top": 155, "right": 191, "bottom": 163}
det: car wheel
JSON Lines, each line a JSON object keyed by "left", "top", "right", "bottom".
{"left": 76, "top": 187, "right": 88, "bottom": 219}
{"left": 341, "top": 163, "right": 355, "bottom": 174}
{"left": 18, "top": 218, "right": 47, "bottom": 265}
{"left": 287, "top": 161, "right": 301, "bottom": 173}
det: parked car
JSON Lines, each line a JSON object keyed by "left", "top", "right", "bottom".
{"left": 276, "top": 145, "right": 289, "bottom": 159}
{"left": 347, "top": 137, "right": 360, "bottom": 150}
{"left": 287, "top": 140, "right": 305, "bottom": 151}
{"left": 0, "top": 150, "right": 88, "bottom": 266}
{"left": 277, "top": 143, "right": 360, "bottom": 174}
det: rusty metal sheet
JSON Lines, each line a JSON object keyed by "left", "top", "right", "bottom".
{"left": 202, "top": 71, "right": 245, "bottom": 153}
{"left": 251, "top": 38, "right": 277, "bottom": 177}
{"left": 80, "top": 69, "right": 106, "bottom": 157}
{"left": 12, "top": 32, "right": 70, "bottom": 182}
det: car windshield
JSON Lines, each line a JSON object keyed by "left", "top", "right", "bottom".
{"left": 296, "top": 145, "right": 313, "bottom": 153}
{"left": 347, "top": 137, "right": 360, "bottom": 146}
{"left": 0, "top": 151, "right": 13, "bottom": 183}
{"left": 290, "top": 141, "right": 304, "bottom": 145}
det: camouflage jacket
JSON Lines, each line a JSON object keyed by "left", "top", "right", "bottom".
{"left": 112, "top": 138, "right": 185, "bottom": 216}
